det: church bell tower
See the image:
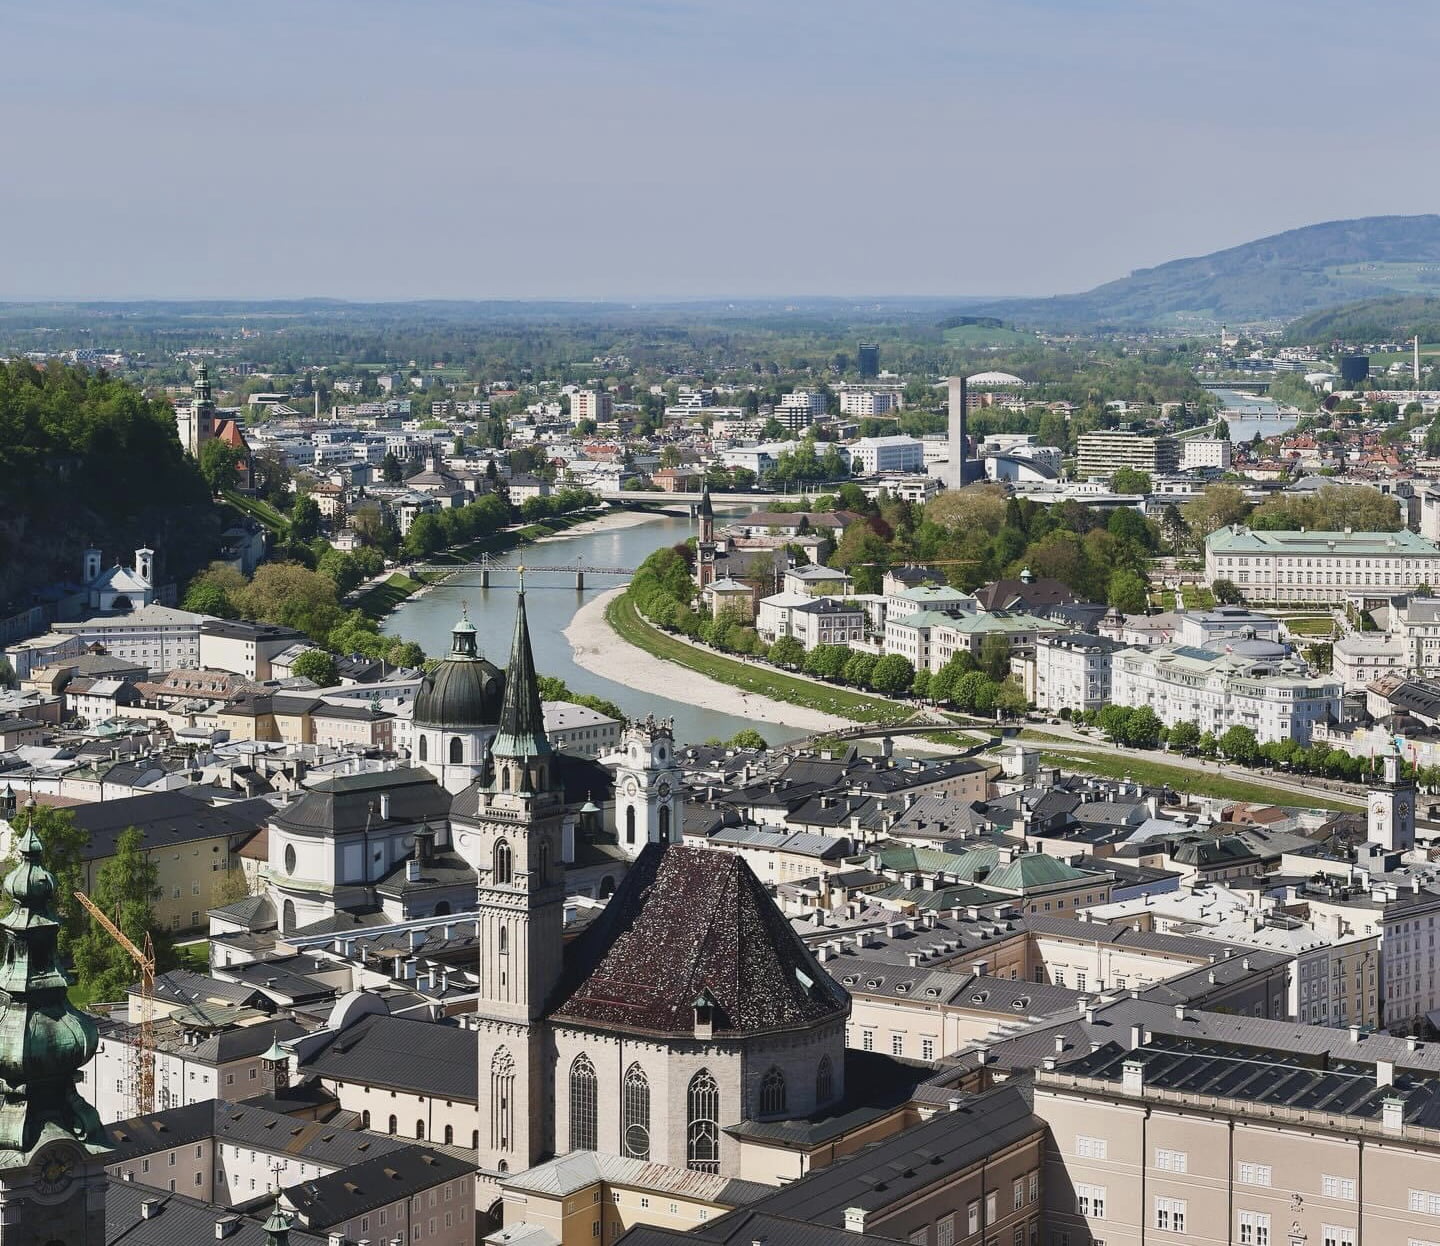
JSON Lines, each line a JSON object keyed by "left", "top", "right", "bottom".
{"left": 613, "top": 715, "right": 684, "bottom": 860}
{"left": 0, "top": 827, "right": 111, "bottom": 1245}
{"left": 1369, "top": 752, "right": 1416, "bottom": 852}
{"left": 461, "top": 583, "right": 567, "bottom": 1171}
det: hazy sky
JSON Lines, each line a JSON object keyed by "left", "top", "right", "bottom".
{"left": 8, "top": 0, "right": 1440, "bottom": 301}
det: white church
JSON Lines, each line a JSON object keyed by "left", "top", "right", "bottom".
{"left": 239, "top": 589, "right": 851, "bottom": 1182}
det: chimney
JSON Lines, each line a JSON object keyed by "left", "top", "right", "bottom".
{"left": 1349, "top": 1025, "right": 1361, "bottom": 1044}
{"left": 844, "top": 1208, "right": 868, "bottom": 1234}
{"left": 1382, "top": 1093, "right": 1405, "bottom": 1132}
{"left": 215, "top": 1216, "right": 242, "bottom": 1239}
{"left": 406, "top": 858, "right": 421, "bottom": 882}
{"left": 1054, "top": 1034, "right": 1066, "bottom": 1054}
{"left": 379, "top": 792, "right": 391, "bottom": 820}
{"left": 1174, "top": 1005, "right": 1187, "bottom": 1021}
{"left": 1408, "top": 1035, "right": 1420, "bottom": 1052}
{"left": 1130, "top": 1024, "right": 1145, "bottom": 1049}
{"left": 141, "top": 1199, "right": 162, "bottom": 1220}
{"left": 1377, "top": 1060, "right": 1395, "bottom": 1088}
{"left": 409, "top": 928, "right": 425, "bottom": 951}
{"left": 1122, "top": 1059, "right": 1145, "bottom": 1093}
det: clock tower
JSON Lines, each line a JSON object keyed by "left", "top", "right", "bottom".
{"left": 0, "top": 826, "right": 111, "bottom": 1245}
{"left": 1369, "top": 752, "right": 1416, "bottom": 853}
{"left": 613, "top": 715, "right": 684, "bottom": 860}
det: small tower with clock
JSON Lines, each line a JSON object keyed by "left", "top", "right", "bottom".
{"left": 696, "top": 484, "right": 717, "bottom": 591}
{"left": 613, "top": 715, "right": 684, "bottom": 860}
{"left": 1369, "top": 751, "right": 1416, "bottom": 853}
{"left": 0, "top": 826, "right": 111, "bottom": 1245}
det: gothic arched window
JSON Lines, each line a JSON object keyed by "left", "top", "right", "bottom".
{"left": 449, "top": 736, "right": 463, "bottom": 764}
{"left": 388, "top": 1115, "right": 397, "bottom": 1135}
{"left": 498, "top": 927, "right": 508, "bottom": 956}
{"left": 569, "top": 1054, "right": 598, "bottom": 1152}
{"left": 659, "top": 805, "right": 671, "bottom": 844}
{"left": 494, "top": 839, "right": 512, "bottom": 884}
{"left": 623, "top": 1063, "right": 651, "bottom": 1161}
{"left": 491, "top": 1048, "right": 515, "bottom": 1152}
{"left": 416, "top": 1120, "right": 425, "bottom": 1139}
{"left": 759, "top": 1067, "right": 787, "bottom": 1116}
{"left": 418, "top": 735, "right": 428, "bottom": 762}
{"left": 537, "top": 840, "right": 549, "bottom": 884}
{"left": 686, "top": 1069, "right": 720, "bottom": 1173}
{"left": 816, "top": 1054, "right": 834, "bottom": 1107}
{"left": 625, "top": 805, "right": 636, "bottom": 844}
{"left": 282, "top": 899, "right": 296, "bottom": 935}
{"left": 444, "top": 1124, "right": 454, "bottom": 1144}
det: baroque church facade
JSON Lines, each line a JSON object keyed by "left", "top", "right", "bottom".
{"left": 253, "top": 587, "right": 851, "bottom": 1181}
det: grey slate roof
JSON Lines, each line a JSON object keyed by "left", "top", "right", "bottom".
{"left": 106, "top": 1179, "right": 328, "bottom": 1246}
{"left": 708, "top": 1083, "right": 1041, "bottom": 1227}
{"left": 65, "top": 791, "right": 275, "bottom": 860}
{"left": 284, "top": 1144, "right": 476, "bottom": 1229}
{"left": 299, "top": 1013, "right": 479, "bottom": 1101}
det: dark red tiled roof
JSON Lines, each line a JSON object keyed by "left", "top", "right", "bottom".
{"left": 551, "top": 844, "right": 848, "bottom": 1038}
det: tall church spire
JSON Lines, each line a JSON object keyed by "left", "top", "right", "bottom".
{"left": 490, "top": 584, "right": 551, "bottom": 766}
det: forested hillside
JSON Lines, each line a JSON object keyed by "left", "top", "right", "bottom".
{"left": 1281, "top": 295, "right": 1440, "bottom": 345}
{"left": 0, "top": 360, "right": 218, "bottom": 611}
{"left": 979, "top": 215, "right": 1440, "bottom": 326}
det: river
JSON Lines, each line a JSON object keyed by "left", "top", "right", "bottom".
{"left": 1211, "top": 388, "right": 1301, "bottom": 441}
{"left": 380, "top": 508, "right": 788, "bottom": 745}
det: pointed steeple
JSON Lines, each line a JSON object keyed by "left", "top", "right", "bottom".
{"left": 698, "top": 482, "right": 714, "bottom": 520}
{"left": 263, "top": 1197, "right": 294, "bottom": 1246}
{"left": 0, "top": 826, "right": 107, "bottom": 1165}
{"left": 489, "top": 584, "right": 551, "bottom": 765}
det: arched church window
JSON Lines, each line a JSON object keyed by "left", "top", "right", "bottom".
{"left": 625, "top": 806, "right": 636, "bottom": 845}
{"left": 622, "top": 1063, "right": 651, "bottom": 1161}
{"left": 816, "top": 1054, "right": 834, "bottom": 1106}
{"left": 537, "top": 841, "right": 549, "bottom": 884}
{"left": 388, "top": 1115, "right": 397, "bottom": 1134}
{"left": 760, "top": 1067, "right": 787, "bottom": 1116}
{"left": 282, "top": 899, "right": 296, "bottom": 935}
{"left": 501, "top": 767, "right": 511, "bottom": 792}
{"left": 494, "top": 839, "right": 512, "bottom": 884}
{"left": 498, "top": 927, "right": 508, "bottom": 956}
{"left": 444, "top": 1125, "right": 454, "bottom": 1144}
{"left": 418, "top": 735, "right": 427, "bottom": 762}
{"left": 659, "top": 806, "right": 671, "bottom": 844}
{"left": 449, "top": 736, "right": 463, "bottom": 764}
{"left": 569, "top": 1054, "right": 598, "bottom": 1152}
{"left": 491, "top": 1048, "right": 515, "bottom": 1151}
{"left": 686, "top": 1069, "right": 720, "bottom": 1173}
{"left": 416, "top": 1120, "right": 425, "bottom": 1139}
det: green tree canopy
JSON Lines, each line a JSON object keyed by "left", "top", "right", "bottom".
{"left": 291, "top": 649, "right": 339, "bottom": 685}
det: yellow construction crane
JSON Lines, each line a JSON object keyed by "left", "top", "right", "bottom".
{"left": 74, "top": 890, "right": 155, "bottom": 1117}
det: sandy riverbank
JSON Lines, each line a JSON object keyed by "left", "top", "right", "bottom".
{"left": 523, "top": 507, "right": 672, "bottom": 543}
{"left": 565, "top": 588, "right": 851, "bottom": 735}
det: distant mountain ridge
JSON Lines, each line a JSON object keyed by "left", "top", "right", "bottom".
{"left": 979, "top": 214, "right": 1440, "bottom": 327}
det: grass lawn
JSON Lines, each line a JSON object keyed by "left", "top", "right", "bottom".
{"left": 606, "top": 594, "right": 913, "bottom": 726}
{"left": 1179, "top": 585, "right": 1216, "bottom": 608}
{"left": 176, "top": 941, "right": 209, "bottom": 971}
{"left": 942, "top": 323, "right": 1033, "bottom": 348}
{"left": 222, "top": 490, "right": 288, "bottom": 533}
{"left": 1281, "top": 616, "right": 1336, "bottom": 635}
{"left": 1029, "top": 747, "right": 1358, "bottom": 812}
{"left": 355, "top": 572, "right": 427, "bottom": 619}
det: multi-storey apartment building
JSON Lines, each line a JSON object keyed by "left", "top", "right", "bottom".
{"left": 1076, "top": 429, "right": 1179, "bottom": 479}
{"left": 1033, "top": 632, "right": 1126, "bottom": 714}
{"left": 1205, "top": 525, "right": 1440, "bottom": 605}
{"left": 1110, "top": 642, "right": 1341, "bottom": 744}
{"left": 1037, "top": 1034, "right": 1440, "bottom": 1246}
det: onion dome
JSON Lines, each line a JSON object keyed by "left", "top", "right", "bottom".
{"left": 0, "top": 826, "right": 107, "bottom": 1164}
{"left": 412, "top": 609, "right": 506, "bottom": 729}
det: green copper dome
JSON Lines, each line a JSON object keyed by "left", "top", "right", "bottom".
{"left": 413, "top": 611, "right": 506, "bottom": 729}
{"left": 0, "top": 827, "right": 107, "bottom": 1165}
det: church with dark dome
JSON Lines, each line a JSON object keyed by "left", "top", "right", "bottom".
{"left": 413, "top": 609, "right": 508, "bottom": 792}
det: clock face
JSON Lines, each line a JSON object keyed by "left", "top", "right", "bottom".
{"left": 624, "top": 778, "right": 638, "bottom": 797}
{"left": 1400, "top": 802, "right": 1412, "bottom": 819}
{"left": 657, "top": 781, "right": 672, "bottom": 799}
{"left": 34, "top": 1145, "right": 77, "bottom": 1196}
{"left": 1372, "top": 801, "right": 1386, "bottom": 818}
